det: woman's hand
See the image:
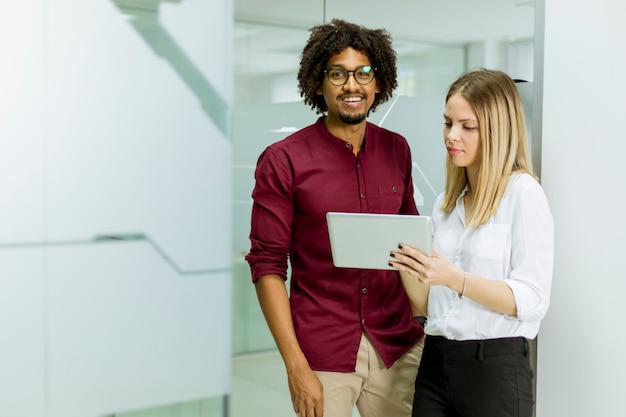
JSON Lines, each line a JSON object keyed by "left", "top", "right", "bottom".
{"left": 390, "top": 244, "right": 518, "bottom": 316}
{"left": 389, "top": 244, "right": 464, "bottom": 292}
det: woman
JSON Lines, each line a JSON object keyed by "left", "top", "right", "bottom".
{"left": 390, "top": 68, "right": 554, "bottom": 417}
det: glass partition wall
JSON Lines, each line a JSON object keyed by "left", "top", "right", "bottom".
{"left": 230, "top": 3, "right": 536, "bottom": 417}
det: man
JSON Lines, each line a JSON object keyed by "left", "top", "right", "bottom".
{"left": 245, "top": 19, "right": 424, "bottom": 417}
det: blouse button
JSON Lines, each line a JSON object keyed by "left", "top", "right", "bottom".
{"left": 345, "top": 143, "right": 351, "bottom": 148}
{"left": 392, "top": 186, "right": 397, "bottom": 192}
{"left": 361, "top": 288, "right": 368, "bottom": 294}
{"left": 360, "top": 193, "right": 365, "bottom": 199}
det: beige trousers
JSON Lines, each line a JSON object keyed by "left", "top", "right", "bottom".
{"left": 312, "top": 333, "right": 424, "bottom": 417}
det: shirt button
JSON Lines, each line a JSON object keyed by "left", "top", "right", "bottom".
{"left": 345, "top": 143, "right": 351, "bottom": 148}
{"left": 362, "top": 288, "right": 368, "bottom": 294}
{"left": 392, "top": 186, "right": 397, "bottom": 192}
{"left": 361, "top": 319, "right": 365, "bottom": 325}
{"left": 360, "top": 193, "right": 365, "bottom": 199}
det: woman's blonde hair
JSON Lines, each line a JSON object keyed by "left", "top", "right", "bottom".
{"left": 440, "top": 68, "right": 534, "bottom": 227}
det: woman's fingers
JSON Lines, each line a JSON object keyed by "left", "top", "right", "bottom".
{"left": 390, "top": 251, "right": 422, "bottom": 274}
{"left": 398, "top": 243, "right": 428, "bottom": 262}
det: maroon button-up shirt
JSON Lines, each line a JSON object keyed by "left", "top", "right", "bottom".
{"left": 246, "top": 117, "right": 423, "bottom": 372}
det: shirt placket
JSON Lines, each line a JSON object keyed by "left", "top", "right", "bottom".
{"left": 354, "top": 153, "right": 369, "bottom": 212}
{"left": 355, "top": 153, "right": 371, "bottom": 327}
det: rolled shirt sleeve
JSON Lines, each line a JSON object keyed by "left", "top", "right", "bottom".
{"left": 505, "top": 178, "right": 554, "bottom": 322}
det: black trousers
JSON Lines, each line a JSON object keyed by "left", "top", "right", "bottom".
{"left": 412, "top": 335, "right": 534, "bottom": 417}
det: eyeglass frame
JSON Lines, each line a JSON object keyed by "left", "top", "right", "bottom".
{"left": 323, "top": 65, "right": 377, "bottom": 86}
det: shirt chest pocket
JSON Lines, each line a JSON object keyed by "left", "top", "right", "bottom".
{"left": 434, "top": 229, "right": 462, "bottom": 257}
{"left": 376, "top": 184, "right": 405, "bottom": 213}
{"left": 469, "top": 224, "right": 511, "bottom": 261}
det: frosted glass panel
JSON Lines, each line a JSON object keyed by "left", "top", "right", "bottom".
{"left": 0, "top": 1, "right": 232, "bottom": 417}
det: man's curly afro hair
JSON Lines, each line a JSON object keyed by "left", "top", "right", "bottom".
{"left": 297, "top": 19, "right": 398, "bottom": 115}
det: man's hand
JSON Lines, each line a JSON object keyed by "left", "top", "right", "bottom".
{"left": 287, "top": 362, "right": 324, "bottom": 417}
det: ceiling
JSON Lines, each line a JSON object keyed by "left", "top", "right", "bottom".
{"left": 234, "top": 0, "right": 536, "bottom": 45}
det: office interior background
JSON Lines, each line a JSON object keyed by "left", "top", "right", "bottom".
{"left": 0, "top": 0, "right": 624, "bottom": 416}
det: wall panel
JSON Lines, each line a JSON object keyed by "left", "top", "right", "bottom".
{"left": 536, "top": 0, "right": 626, "bottom": 415}
{"left": 0, "top": 0, "right": 232, "bottom": 416}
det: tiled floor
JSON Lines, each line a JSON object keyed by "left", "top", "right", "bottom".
{"left": 230, "top": 350, "right": 360, "bottom": 417}
{"left": 110, "top": 349, "right": 359, "bottom": 417}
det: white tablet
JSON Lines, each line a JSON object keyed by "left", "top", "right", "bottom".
{"left": 326, "top": 212, "right": 432, "bottom": 270}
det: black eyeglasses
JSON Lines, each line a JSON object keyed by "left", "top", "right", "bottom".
{"left": 323, "top": 65, "right": 376, "bottom": 86}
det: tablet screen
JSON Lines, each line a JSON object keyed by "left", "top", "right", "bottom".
{"left": 326, "top": 212, "right": 432, "bottom": 270}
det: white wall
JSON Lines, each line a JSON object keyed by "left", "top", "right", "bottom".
{"left": 535, "top": 0, "right": 626, "bottom": 415}
{"left": 0, "top": 1, "right": 232, "bottom": 416}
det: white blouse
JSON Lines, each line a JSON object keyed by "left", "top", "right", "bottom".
{"left": 425, "top": 173, "right": 554, "bottom": 340}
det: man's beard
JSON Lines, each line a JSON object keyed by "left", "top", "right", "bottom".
{"left": 339, "top": 111, "right": 367, "bottom": 125}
